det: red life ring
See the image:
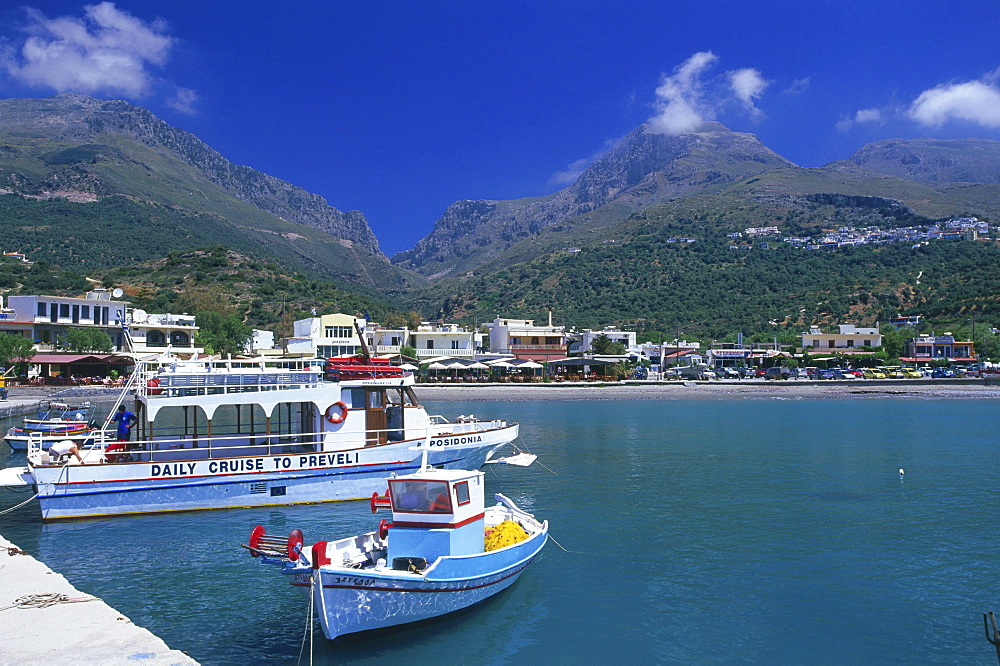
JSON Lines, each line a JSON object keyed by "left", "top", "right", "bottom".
{"left": 146, "top": 377, "right": 162, "bottom": 395}
{"left": 325, "top": 401, "right": 348, "bottom": 424}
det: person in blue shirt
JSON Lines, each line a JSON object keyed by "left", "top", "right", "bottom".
{"left": 110, "top": 404, "right": 137, "bottom": 442}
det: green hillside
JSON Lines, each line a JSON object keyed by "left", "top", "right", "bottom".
{"left": 409, "top": 178, "right": 1000, "bottom": 348}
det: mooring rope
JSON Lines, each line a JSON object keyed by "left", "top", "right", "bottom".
{"left": 298, "top": 575, "right": 315, "bottom": 666}
{"left": 0, "top": 592, "right": 97, "bottom": 612}
{"left": 0, "top": 491, "right": 39, "bottom": 516}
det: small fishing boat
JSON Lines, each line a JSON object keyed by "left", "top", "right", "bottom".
{"left": 0, "top": 352, "right": 519, "bottom": 521}
{"left": 4, "top": 401, "right": 96, "bottom": 451}
{"left": 245, "top": 457, "right": 547, "bottom": 641}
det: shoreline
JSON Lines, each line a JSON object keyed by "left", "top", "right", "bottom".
{"left": 414, "top": 379, "right": 1000, "bottom": 401}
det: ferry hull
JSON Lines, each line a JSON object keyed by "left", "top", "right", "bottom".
{"left": 31, "top": 427, "right": 515, "bottom": 521}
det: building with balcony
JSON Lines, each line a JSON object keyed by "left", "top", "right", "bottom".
{"left": 4, "top": 290, "right": 130, "bottom": 351}
{"left": 569, "top": 327, "right": 637, "bottom": 355}
{"left": 126, "top": 310, "right": 202, "bottom": 356}
{"left": 407, "top": 322, "right": 481, "bottom": 360}
{"left": 487, "top": 316, "right": 568, "bottom": 362}
{"left": 800, "top": 325, "right": 882, "bottom": 356}
{"left": 903, "top": 334, "right": 976, "bottom": 364}
{"left": 286, "top": 313, "right": 366, "bottom": 357}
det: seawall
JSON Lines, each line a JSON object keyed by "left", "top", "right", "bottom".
{"left": 0, "top": 533, "right": 196, "bottom": 665}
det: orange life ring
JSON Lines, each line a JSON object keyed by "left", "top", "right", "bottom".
{"left": 146, "top": 377, "right": 162, "bottom": 395}
{"left": 325, "top": 401, "right": 348, "bottom": 424}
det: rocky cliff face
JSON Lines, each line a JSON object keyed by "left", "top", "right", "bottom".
{"left": 0, "top": 94, "right": 383, "bottom": 256}
{"left": 392, "top": 122, "right": 795, "bottom": 278}
{"left": 847, "top": 138, "right": 1000, "bottom": 184}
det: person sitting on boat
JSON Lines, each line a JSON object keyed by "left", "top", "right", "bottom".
{"left": 49, "top": 439, "right": 84, "bottom": 464}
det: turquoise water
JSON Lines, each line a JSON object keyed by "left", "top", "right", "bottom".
{"left": 1, "top": 398, "right": 998, "bottom": 663}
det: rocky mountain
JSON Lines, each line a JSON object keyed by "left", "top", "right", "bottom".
{"left": 846, "top": 137, "right": 1000, "bottom": 184}
{"left": 391, "top": 122, "right": 795, "bottom": 279}
{"left": 0, "top": 94, "right": 423, "bottom": 292}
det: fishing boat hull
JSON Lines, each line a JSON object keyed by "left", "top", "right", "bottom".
{"left": 5, "top": 426, "right": 98, "bottom": 451}
{"left": 307, "top": 528, "right": 547, "bottom": 640}
{"left": 27, "top": 425, "right": 516, "bottom": 520}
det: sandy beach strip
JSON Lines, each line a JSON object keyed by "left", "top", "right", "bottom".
{"left": 414, "top": 380, "right": 1000, "bottom": 401}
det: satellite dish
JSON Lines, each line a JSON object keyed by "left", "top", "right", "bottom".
{"left": 112, "top": 288, "right": 124, "bottom": 298}
{"left": 132, "top": 309, "right": 148, "bottom": 323}
{"left": 148, "top": 314, "right": 162, "bottom": 326}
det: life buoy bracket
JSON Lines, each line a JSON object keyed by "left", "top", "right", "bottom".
{"left": 325, "top": 401, "right": 348, "bottom": 424}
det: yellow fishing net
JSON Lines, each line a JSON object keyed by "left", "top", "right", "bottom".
{"left": 484, "top": 520, "right": 528, "bottom": 551}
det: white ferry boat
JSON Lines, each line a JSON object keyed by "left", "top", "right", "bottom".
{"left": 0, "top": 355, "right": 518, "bottom": 521}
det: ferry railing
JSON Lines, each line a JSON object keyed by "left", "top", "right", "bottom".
{"left": 80, "top": 423, "right": 447, "bottom": 464}
{"left": 141, "top": 371, "right": 324, "bottom": 398}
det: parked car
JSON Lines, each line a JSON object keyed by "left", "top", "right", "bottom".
{"left": 754, "top": 368, "right": 766, "bottom": 378}
{"left": 720, "top": 368, "right": 740, "bottom": 379}
{"left": 765, "top": 366, "right": 791, "bottom": 380}
{"left": 830, "top": 369, "right": 856, "bottom": 380}
{"left": 805, "top": 367, "right": 821, "bottom": 380}
{"left": 900, "top": 367, "right": 922, "bottom": 379}
{"left": 931, "top": 367, "right": 955, "bottom": 378}
{"left": 862, "top": 368, "right": 887, "bottom": 379}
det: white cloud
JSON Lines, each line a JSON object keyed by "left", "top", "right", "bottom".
{"left": 167, "top": 87, "right": 197, "bottom": 114}
{"left": 728, "top": 68, "right": 768, "bottom": 116}
{"left": 784, "top": 77, "right": 810, "bottom": 96}
{"left": 647, "top": 52, "right": 770, "bottom": 135}
{"left": 836, "top": 107, "right": 884, "bottom": 132}
{"left": 647, "top": 51, "right": 718, "bottom": 135}
{"left": 908, "top": 79, "right": 1000, "bottom": 128}
{"left": 1, "top": 2, "right": 175, "bottom": 98}
{"left": 549, "top": 140, "right": 617, "bottom": 186}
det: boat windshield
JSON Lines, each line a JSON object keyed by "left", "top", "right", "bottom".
{"left": 389, "top": 479, "right": 452, "bottom": 513}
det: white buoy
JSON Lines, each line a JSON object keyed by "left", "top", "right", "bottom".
{"left": 899, "top": 468, "right": 905, "bottom": 478}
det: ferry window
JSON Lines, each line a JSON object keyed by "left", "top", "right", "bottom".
{"left": 390, "top": 479, "right": 451, "bottom": 513}
{"left": 350, "top": 389, "right": 365, "bottom": 409}
{"left": 368, "top": 390, "right": 383, "bottom": 409}
{"left": 454, "top": 481, "right": 471, "bottom": 506}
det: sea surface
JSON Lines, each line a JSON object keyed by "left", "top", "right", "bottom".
{"left": 1, "top": 398, "right": 998, "bottom": 664}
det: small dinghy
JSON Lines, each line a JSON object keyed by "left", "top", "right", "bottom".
{"left": 245, "top": 457, "right": 547, "bottom": 641}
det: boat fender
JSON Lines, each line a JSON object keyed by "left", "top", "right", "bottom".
{"left": 146, "top": 377, "right": 162, "bottom": 395}
{"left": 391, "top": 556, "right": 427, "bottom": 572}
{"left": 287, "top": 529, "right": 304, "bottom": 561}
{"left": 325, "top": 401, "right": 348, "bottom": 424}
{"left": 379, "top": 519, "right": 392, "bottom": 540}
{"left": 248, "top": 525, "right": 266, "bottom": 556}
{"left": 311, "top": 541, "right": 330, "bottom": 570}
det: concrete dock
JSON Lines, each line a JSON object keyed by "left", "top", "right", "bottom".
{"left": 0, "top": 533, "right": 196, "bottom": 665}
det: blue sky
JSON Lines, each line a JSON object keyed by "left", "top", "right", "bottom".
{"left": 2, "top": 2, "right": 1000, "bottom": 256}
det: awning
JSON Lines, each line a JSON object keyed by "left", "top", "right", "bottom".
{"left": 549, "top": 357, "right": 617, "bottom": 367}
{"left": 30, "top": 354, "right": 132, "bottom": 365}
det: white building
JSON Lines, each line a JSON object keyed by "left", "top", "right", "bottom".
{"left": 286, "top": 313, "right": 366, "bottom": 357}
{"left": 126, "top": 310, "right": 202, "bottom": 356}
{"left": 4, "top": 290, "right": 130, "bottom": 351}
{"left": 569, "top": 327, "right": 637, "bottom": 354}
{"left": 408, "top": 322, "right": 481, "bottom": 359}
{"left": 801, "top": 324, "right": 882, "bottom": 353}
{"left": 486, "top": 316, "right": 568, "bottom": 362}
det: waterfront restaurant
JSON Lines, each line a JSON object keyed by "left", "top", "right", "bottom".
{"left": 902, "top": 334, "right": 976, "bottom": 365}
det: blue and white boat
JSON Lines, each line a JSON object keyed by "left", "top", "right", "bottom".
{"left": 0, "top": 355, "right": 518, "bottom": 521}
{"left": 4, "top": 401, "right": 96, "bottom": 451}
{"left": 246, "top": 459, "right": 547, "bottom": 640}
